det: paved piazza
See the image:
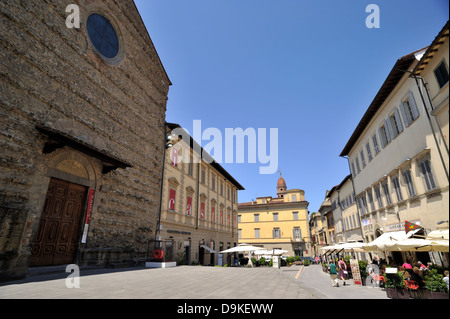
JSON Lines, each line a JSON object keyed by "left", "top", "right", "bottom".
{"left": 0, "top": 264, "right": 388, "bottom": 300}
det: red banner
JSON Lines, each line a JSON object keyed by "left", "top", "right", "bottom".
{"left": 85, "top": 189, "right": 95, "bottom": 224}
{"left": 169, "top": 189, "right": 176, "bottom": 210}
{"left": 220, "top": 210, "right": 223, "bottom": 224}
{"left": 211, "top": 206, "right": 215, "bottom": 222}
{"left": 186, "top": 196, "right": 192, "bottom": 215}
{"left": 172, "top": 148, "right": 178, "bottom": 167}
{"left": 200, "top": 202, "right": 205, "bottom": 219}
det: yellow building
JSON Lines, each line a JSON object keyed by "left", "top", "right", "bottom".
{"left": 158, "top": 123, "right": 244, "bottom": 266}
{"left": 237, "top": 175, "right": 311, "bottom": 256}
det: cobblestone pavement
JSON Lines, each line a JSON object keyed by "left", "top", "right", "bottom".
{"left": 0, "top": 264, "right": 388, "bottom": 299}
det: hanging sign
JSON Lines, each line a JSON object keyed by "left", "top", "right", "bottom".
{"left": 81, "top": 189, "right": 95, "bottom": 244}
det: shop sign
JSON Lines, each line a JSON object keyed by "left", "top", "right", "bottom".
{"left": 350, "top": 259, "right": 362, "bottom": 285}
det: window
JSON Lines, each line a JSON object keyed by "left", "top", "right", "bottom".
{"left": 400, "top": 92, "right": 419, "bottom": 127}
{"left": 273, "top": 213, "right": 278, "bottom": 221}
{"left": 360, "top": 150, "right": 366, "bottom": 168}
{"left": 367, "top": 190, "right": 375, "bottom": 211}
{"left": 389, "top": 108, "right": 404, "bottom": 138}
{"left": 434, "top": 60, "right": 449, "bottom": 89}
{"left": 201, "top": 168, "right": 206, "bottom": 185}
{"left": 254, "top": 228, "right": 260, "bottom": 239}
{"left": 168, "top": 189, "right": 176, "bottom": 211}
{"left": 188, "top": 159, "right": 193, "bottom": 176}
{"left": 237, "top": 215, "right": 241, "bottom": 223}
{"left": 292, "top": 212, "right": 299, "bottom": 220}
{"left": 351, "top": 162, "right": 357, "bottom": 177}
{"left": 291, "top": 195, "right": 297, "bottom": 202}
{"left": 186, "top": 196, "right": 192, "bottom": 216}
{"left": 379, "top": 124, "right": 390, "bottom": 148}
{"left": 238, "top": 229, "right": 242, "bottom": 239}
{"left": 358, "top": 196, "right": 366, "bottom": 215}
{"left": 372, "top": 134, "right": 380, "bottom": 155}
{"left": 392, "top": 176, "right": 403, "bottom": 202}
{"left": 293, "top": 228, "right": 302, "bottom": 241}
{"left": 402, "top": 169, "right": 417, "bottom": 197}
{"left": 273, "top": 228, "right": 281, "bottom": 239}
{"left": 200, "top": 202, "right": 205, "bottom": 219}
{"left": 382, "top": 181, "right": 391, "bottom": 205}
{"left": 254, "top": 214, "right": 259, "bottom": 222}
{"left": 211, "top": 175, "right": 215, "bottom": 191}
{"left": 171, "top": 148, "right": 178, "bottom": 167}
{"left": 419, "top": 159, "right": 437, "bottom": 191}
{"left": 374, "top": 186, "right": 383, "bottom": 208}
{"left": 86, "top": 13, "right": 119, "bottom": 59}
{"left": 355, "top": 157, "right": 361, "bottom": 173}
{"left": 366, "top": 142, "right": 373, "bottom": 161}
{"left": 220, "top": 181, "right": 223, "bottom": 196}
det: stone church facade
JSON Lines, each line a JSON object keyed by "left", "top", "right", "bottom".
{"left": 0, "top": 0, "right": 171, "bottom": 280}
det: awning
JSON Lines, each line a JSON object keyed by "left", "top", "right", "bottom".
{"left": 427, "top": 229, "right": 449, "bottom": 240}
{"left": 364, "top": 229, "right": 421, "bottom": 252}
{"left": 200, "top": 245, "right": 217, "bottom": 253}
{"left": 382, "top": 238, "right": 449, "bottom": 252}
{"left": 36, "top": 125, "right": 132, "bottom": 174}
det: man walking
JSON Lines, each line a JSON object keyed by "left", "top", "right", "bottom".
{"left": 328, "top": 259, "right": 339, "bottom": 287}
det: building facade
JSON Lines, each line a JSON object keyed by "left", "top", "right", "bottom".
{"left": 0, "top": 0, "right": 171, "bottom": 281}
{"left": 328, "top": 175, "right": 362, "bottom": 244}
{"left": 237, "top": 176, "right": 311, "bottom": 256}
{"left": 340, "top": 21, "right": 449, "bottom": 265}
{"left": 158, "top": 123, "right": 244, "bottom": 266}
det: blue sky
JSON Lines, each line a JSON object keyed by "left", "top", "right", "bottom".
{"left": 134, "top": 0, "right": 448, "bottom": 213}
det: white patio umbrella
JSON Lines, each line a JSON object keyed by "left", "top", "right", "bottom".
{"left": 219, "top": 245, "right": 264, "bottom": 253}
{"left": 364, "top": 230, "right": 416, "bottom": 251}
{"left": 426, "top": 229, "right": 449, "bottom": 240}
{"left": 383, "top": 238, "right": 449, "bottom": 252}
{"left": 253, "top": 249, "right": 288, "bottom": 256}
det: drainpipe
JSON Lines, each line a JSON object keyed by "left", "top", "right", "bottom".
{"left": 156, "top": 122, "right": 168, "bottom": 242}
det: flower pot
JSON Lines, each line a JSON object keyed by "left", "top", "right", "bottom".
{"left": 396, "top": 289, "right": 410, "bottom": 299}
{"left": 424, "top": 290, "right": 449, "bottom": 299}
{"left": 386, "top": 288, "right": 397, "bottom": 299}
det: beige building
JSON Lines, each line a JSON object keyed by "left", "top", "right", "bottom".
{"left": 1, "top": 0, "right": 171, "bottom": 281}
{"left": 328, "top": 175, "right": 362, "bottom": 244}
{"left": 237, "top": 175, "right": 311, "bottom": 256}
{"left": 340, "top": 21, "right": 449, "bottom": 265}
{"left": 158, "top": 123, "right": 244, "bottom": 266}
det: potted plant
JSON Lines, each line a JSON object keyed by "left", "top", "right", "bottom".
{"left": 424, "top": 269, "right": 449, "bottom": 299}
{"left": 385, "top": 272, "right": 408, "bottom": 299}
{"left": 358, "top": 260, "right": 368, "bottom": 286}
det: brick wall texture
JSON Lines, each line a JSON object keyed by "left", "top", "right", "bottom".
{"left": 0, "top": 0, "right": 170, "bottom": 279}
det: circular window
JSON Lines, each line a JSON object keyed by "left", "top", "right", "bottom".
{"left": 86, "top": 13, "right": 119, "bottom": 59}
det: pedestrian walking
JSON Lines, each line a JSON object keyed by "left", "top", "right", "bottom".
{"left": 338, "top": 257, "right": 347, "bottom": 286}
{"left": 328, "top": 259, "right": 339, "bottom": 287}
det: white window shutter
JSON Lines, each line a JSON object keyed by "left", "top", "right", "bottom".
{"left": 394, "top": 107, "right": 403, "bottom": 133}
{"left": 399, "top": 102, "right": 410, "bottom": 127}
{"left": 409, "top": 91, "right": 419, "bottom": 119}
{"left": 378, "top": 127, "right": 385, "bottom": 148}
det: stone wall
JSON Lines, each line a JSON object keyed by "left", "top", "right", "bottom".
{"left": 0, "top": 0, "right": 170, "bottom": 280}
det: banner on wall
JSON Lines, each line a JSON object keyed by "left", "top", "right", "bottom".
{"left": 81, "top": 189, "right": 95, "bottom": 244}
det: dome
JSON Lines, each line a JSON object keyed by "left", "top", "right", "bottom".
{"left": 277, "top": 176, "right": 286, "bottom": 188}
